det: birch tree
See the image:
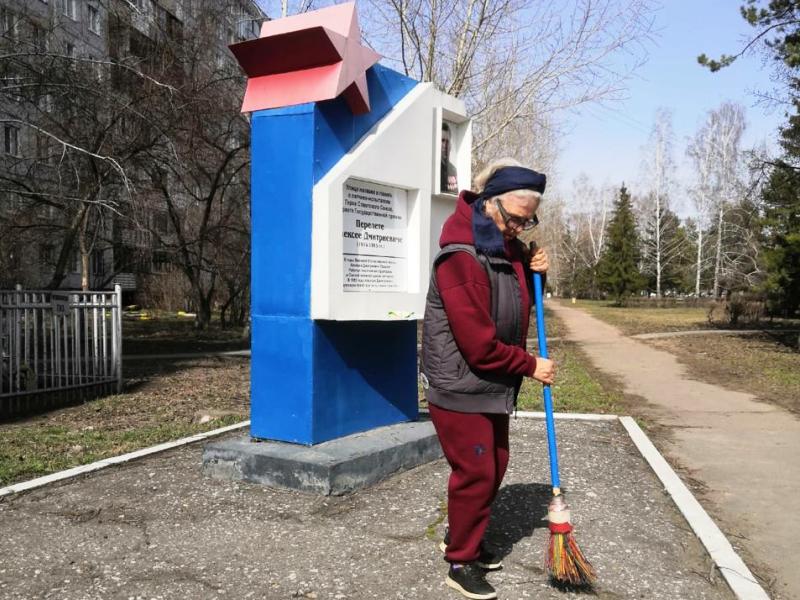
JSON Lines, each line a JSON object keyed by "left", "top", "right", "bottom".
{"left": 686, "top": 113, "right": 718, "bottom": 296}
{"left": 708, "top": 102, "right": 746, "bottom": 298}
{"left": 640, "top": 107, "right": 678, "bottom": 297}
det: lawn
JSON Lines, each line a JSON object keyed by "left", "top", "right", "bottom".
{"left": 4, "top": 306, "right": 623, "bottom": 488}
{"left": 571, "top": 299, "right": 710, "bottom": 336}
{"left": 515, "top": 338, "right": 623, "bottom": 413}
{"left": 0, "top": 357, "right": 249, "bottom": 487}
{"left": 122, "top": 313, "right": 248, "bottom": 355}
{"left": 571, "top": 300, "right": 800, "bottom": 414}
{"left": 648, "top": 331, "right": 800, "bottom": 415}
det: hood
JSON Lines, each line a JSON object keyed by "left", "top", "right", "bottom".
{"left": 439, "top": 190, "right": 479, "bottom": 248}
{"left": 439, "top": 190, "right": 525, "bottom": 261}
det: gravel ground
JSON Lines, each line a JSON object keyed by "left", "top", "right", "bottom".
{"left": 0, "top": 419, "right": 732, "bottom": 600}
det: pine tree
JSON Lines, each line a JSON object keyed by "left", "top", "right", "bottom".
{"left": 761, "top": 163, "right": 800, "bottom": 316}
{"left": 598, "top": 185, "right": 642, "bottom": 304}
{"left": 700, "top": 2, "right": 800, "bottom": 314}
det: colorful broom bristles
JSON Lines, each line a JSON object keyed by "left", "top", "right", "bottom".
{"left": 545, "top": 493, "right": 596, "bottom": 587}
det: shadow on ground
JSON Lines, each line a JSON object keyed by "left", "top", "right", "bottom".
{"left": 488, "top": 482, "right": 551, "bottom": 559}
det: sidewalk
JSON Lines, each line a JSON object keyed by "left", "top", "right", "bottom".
{"left": 0, "top": 419, "right": 730, "bottom": 600}
{"left": 551, "top": 301, "right": 800, "bottom": 600}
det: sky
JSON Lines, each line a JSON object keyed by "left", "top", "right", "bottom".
{"left": 553, "top": 0, "right": 786, "bottom": 213}
{"left": 253, "top": 1, "right": 784, "bottom": 217}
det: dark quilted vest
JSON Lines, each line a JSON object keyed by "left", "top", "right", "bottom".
{"left": 421, "top": 243, "right": 527, "bottom": 414}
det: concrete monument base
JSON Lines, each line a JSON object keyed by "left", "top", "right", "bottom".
{"left": 202, "top": 420, "right": 442, "bottom": 495}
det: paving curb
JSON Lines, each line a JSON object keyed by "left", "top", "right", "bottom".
{"left": 619, "top": 416, "right": 770, "bottom": 600}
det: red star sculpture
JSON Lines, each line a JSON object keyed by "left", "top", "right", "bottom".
{"left": 229, "top": 3, "right": 381, "bottom": 115}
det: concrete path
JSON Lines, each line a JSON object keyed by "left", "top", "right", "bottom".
{"left": 550, "top": 302, "right": 800, "bottom": 600}
{"left": 0, "top": 420, "right": 728, "bottom": 599}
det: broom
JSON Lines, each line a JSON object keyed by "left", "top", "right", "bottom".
{"left": 532, "top": 270, "right": 596, "bottom": 587}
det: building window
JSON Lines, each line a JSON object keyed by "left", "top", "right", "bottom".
{"left": 40, "top": 244, "right": 55, "bottom": 265}
{"left": 39, "top": 93, "right": 54, "bottom": 113}
{"left": 65, "top": 42, "right": 74, "bottom": 57}
{"left": 88, "top": 5, "right": 100, "bottom": 34}
{"left": 4, "top": 125, "right": 19, "bottom": 157}
{"left": 2, "top": 9, "right": 17, "bottom": 41}
{"left": 58, "top": 0, "right": 77, "bottom": 21}
{"left": 91, "top": 250, "right": 104, "bottom": 276}
{"left": 32, "top": 24, "right": 48, "bottom": 52}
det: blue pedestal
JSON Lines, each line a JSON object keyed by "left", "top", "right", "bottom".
{"left": 249, "top": 66, "right": 419, "bottom": 445}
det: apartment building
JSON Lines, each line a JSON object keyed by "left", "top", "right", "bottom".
{"left": 0, "top": 0, "right": 263, "bottom": 294}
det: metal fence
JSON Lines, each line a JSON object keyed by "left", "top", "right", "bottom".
{"left": 0, "top": 285, "right": 122, "bottom": 418}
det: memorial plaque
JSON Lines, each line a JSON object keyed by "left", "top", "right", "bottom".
{"left": 342, "top": 179, "right": 408, "bottom": 293}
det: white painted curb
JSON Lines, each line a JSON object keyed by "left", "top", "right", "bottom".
{"left": 619, "top": 416, "right": 770, "bottom": 600}
{"left": 419, "top": 408, "right": 618, "bottom": 421}
{"left": 514, "top": 410, "right": 618, "bottom": 421}
{"left": 0, "top": 420, "right": 250, "bottom": 498}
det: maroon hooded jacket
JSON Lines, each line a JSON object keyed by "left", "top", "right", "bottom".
{"left": 434, "top": 191, "right": 537, "bottom": 378}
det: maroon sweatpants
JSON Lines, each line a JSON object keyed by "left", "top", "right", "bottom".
{"left": 429, "top": 403, "right": 510, "bottom": 564}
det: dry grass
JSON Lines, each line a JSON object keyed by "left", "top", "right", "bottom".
{"left": 122, "top": 314, "right": 248, "bottom": 355}
{"left": 648, "top": 332, "right": 800, "bottom": 415}
{"left": 0, "top": 357, "right": 249, "bottom": 487}
{"left": 571, "top": 300, "right": 710, "bottom": 336}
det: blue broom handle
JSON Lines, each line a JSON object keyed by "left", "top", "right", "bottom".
{"left": 533, "top": 272, "right": 561, "bottom": 491}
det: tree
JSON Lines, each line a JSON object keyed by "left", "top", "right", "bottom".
{"left": 639, "top": 107, "right": 679, "bottom": 297}
{"left": 0, "top": 3, "right": 159, "bottom": 290}
{"left": 598, "top": 184, "right": 641, "bottom": 303}
{"left": 565, "top": 175, "right": 614, "bottom": 298}
{"left": 0, "top": 1, "right": 255, "bottom": 329}
{"left": 362, "top": 0, "right": 656, "bottom": 166}
{"left": 687, "top": 112, "right": 719, "bottom": 296}
{"left": 639, "top": 204, "right": 687, "bottom": 295}
{"left": 699, "top": 3, "right": 798, "bottom": 308}
{"left": 761, "top": 164, "right": 800, "bottom": 314}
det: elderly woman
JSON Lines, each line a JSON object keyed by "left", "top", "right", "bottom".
{"left": 421, "top": 158, "right": 553, "bottom": 600}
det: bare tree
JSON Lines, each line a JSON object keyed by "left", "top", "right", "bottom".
{"left": 710, "top": 103, "right": 747, "bottom": 297}
{"left": 362, "top": 0, "right": 655, "bottom": 166}
{"left": 0, "top": 1, "right": 173, "bottom": 290}
{"left": 639, "top": 107, "right": 680, "bottom": 297}
{"left": 686, "top": 112, "right": 718, "bottom": 296}
{"left": 558, "top": 174, "right": 613, "bottom": 297}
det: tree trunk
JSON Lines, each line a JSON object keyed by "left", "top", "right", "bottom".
{"left": 695, "top": 228, "right": 703, "bottom": 296}
{"left": 79, "top": 209, "right": 90, "bottom": 291}
{"left": 196, "top": 297, "right": 212, "bottom": 330}
{"left": 48, "top": 204, "right": 89, "bottom": 290}
{"left": 713, "top": 204, "right": 724, "bottom": 298}
{"left": 655, "top": 193, "right": 662, "bottom": 298}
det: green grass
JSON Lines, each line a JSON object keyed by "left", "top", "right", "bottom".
{"left": 516, "top": 340, "right": 622, "bottom": 413}
{"left": 0, "top": 414, "right": 242, "bottom": 486}
{"left": 419, "top": 309, "right": 623, "bottom": 414}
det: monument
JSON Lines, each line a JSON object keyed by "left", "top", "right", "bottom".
{"left": 203, "top": 3, "right": 471, "bottom": 494}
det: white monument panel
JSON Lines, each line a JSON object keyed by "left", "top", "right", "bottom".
{"left": 342, "top": 179, "right": 409, "bottom": 292}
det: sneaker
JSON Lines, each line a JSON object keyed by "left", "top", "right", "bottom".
{"left": 446, "top": 563, "right": 497, "bottom": 600}
{"left": 440, "top": 527, "right": 503, "bottom": 571}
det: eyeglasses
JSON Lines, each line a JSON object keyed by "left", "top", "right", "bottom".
{"left": 495, "top": 198, "right": 539, "bottom": 231}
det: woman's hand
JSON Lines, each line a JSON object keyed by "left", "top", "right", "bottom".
{"left": 532, "top": 356, "right": 555, "bottom": 385}
{"left": 530, "top": 246, "right": 549, "bottom": 273}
